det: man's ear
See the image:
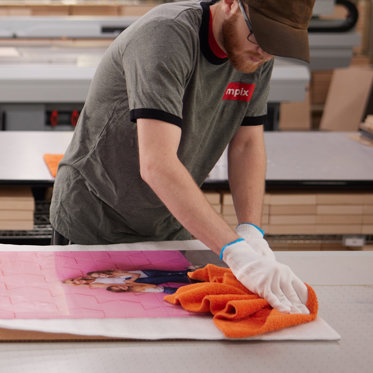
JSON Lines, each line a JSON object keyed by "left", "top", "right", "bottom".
{"left": 221, "top": 0, "right": 239, "bottom": 16}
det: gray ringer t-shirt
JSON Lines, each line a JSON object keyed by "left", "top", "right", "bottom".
{"left": 50, "top": 0, "right": 274, "bottom": 244}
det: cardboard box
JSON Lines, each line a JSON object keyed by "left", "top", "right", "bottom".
{"left": 211, "top": 205, "right": 221, "bottom": 213}
{"left": 315, "top": 225, "right": 362, "bottom": 234}
{"left": 269, "top": 215, "right": 316, "bottom": 225}
{"left": 317, "top": 205, "right": 364, "bottom": 215}
{"left": 204, "top": 192, "right": 220, "bottom": 205}
{"left": 221, "top": 205, "right": 235, "bottom": 215}
{"left": 317, "top": 193, "right": 373, "bottom": 205}
{"left": 0, "top": 187, "right": 35, "bottom": 211}
{"left": 31, "top": 5, "right": 69, "bottom": 16}
{"left": 362, "top": 225, "right": 373, "bottom": 234}
{"left": 363, "top": 215, "right": 373, "bottom": 224}
{"left": 263, "top": 205, "right": 270, "bottom": 215}
{"left": 279, "top": 90, "right": 311, "bottom": 131}
{"left": 270, "top": 205, "right": 317, "bottom": 215}
{"left": 267, "top": 240, "right": 321, "bottom": 251}
{"left": 364, "top": 205, "right": 373, "bottom": 214}
{"left": 316, "top": 214, "right": 363, "bottom": 224}
{"left": 9, "top": 8, "right": 31, "bottom": 16}
{"left": 71, "top": 5, "right": 118, "bottom": 16}
{"left": 0, "top": 220, "right": 34, "bottom": 230}
{"left": 222, "top": 215, "right": 238, "bottom": 225}
{"left": 265, "top": 225, "right": 316, "bottom": 235}
{"left": 320, "top": 67, "right": 373, "bottom": 131}
{"left": 0, "top": 210, "right": 34, "bottom": 220}
{"left": 119, "top": 5, "right": 155, "bottom": 16}
{"left": 269, "top": 194, "right": 316, "bottom": 206}
{"left": 222, "top": 193, "right": 234, "bottom": 205}
{"left": 310, "top": 70, "right": 333, "bottom": 105}
{"left": 261, "top": 214, "right": 269, "bottom": 225}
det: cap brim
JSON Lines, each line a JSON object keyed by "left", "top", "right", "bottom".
{"left": 249, "top": 9, "right": 311, "bottom": 63}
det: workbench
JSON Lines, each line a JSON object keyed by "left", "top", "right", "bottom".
{"left": 0, "top": 51, "right": 309, "bottom": 131}
{"left": 0, "top": 242, "right": 372, "bottom": 373}
{"left": 207, "top": 131, "right": 373, "bottom": 190}
{"left": 1, "top": 130, "right": 371, "bottom": 245}
{"left": 1, "top": 131, "right": 372, "bottom": 190}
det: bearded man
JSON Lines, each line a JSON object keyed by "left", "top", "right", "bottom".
{"left": 50, "top": 0, "right": 315, "bottom": 315}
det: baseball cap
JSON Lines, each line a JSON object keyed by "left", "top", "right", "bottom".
{"left": 246, "top": 0, "right": 316, "bottom": 63}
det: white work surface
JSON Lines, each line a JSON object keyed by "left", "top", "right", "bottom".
{"left": 1, "top": 131, "right": 372, "bottom": 186}
{"left": 0, "top": 241, "right": 339, "bottom": 342}
{"left": 0, "top": 241, "right": 372, "bottom": 373}
{"left": 208, "top": 131, "right": 373, "bottom": 184}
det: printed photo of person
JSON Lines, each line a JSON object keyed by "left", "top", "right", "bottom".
{"left": 63, "top": 268, "right": 192, "bottom": 294}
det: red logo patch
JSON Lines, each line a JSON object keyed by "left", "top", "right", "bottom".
{"left": 222, "top": 83, "right": 255, "bottom": 102}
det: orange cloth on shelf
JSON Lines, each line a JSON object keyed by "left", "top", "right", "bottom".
{"left": 43, "top": 154, "right": 64, "bottom": 177}
{"left": 164, "top": 264, "right": 318, "bottom": 338}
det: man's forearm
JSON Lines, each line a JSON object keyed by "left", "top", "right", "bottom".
{"left": 141, "top": 155, "right": 239, "bottom": 255}
{"left": 228, "top": 128, "right": 266, "bottom": 227}
{"left": 137, "top": 118, "right": 239, "bottom": 256}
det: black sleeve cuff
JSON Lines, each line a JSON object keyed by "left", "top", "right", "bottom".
{"left": 130, "top": 109, "right": 182, "bottom": 128}
{"left": 241, "top": 115, "right": 266, "bottom": 126}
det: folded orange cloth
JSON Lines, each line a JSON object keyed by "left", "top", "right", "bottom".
{"left": 43, "top": 154, "right": 64, "bottom": 177}
{"left": 164, "top": 264, "right": 318, "bottom": 338}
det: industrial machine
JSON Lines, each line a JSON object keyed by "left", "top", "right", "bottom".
{"left": 0, "top": 0, "right": 361, "bottom": 131}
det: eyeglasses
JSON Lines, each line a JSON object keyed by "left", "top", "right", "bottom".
{"left": 238, "top": 0, "right": 258, "bottom": 45}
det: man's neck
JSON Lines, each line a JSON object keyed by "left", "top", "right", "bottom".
{"left": 209, "top": 2, "right": 227, "bottom": 56}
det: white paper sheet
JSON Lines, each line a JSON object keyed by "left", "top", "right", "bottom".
{"left": 0, "top": 242, "right": 341, "bottom": 341}
{"left": 0, "top": 315, "right": 340, "bottom": 341}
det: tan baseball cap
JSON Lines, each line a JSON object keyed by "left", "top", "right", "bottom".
{"left": 246, "top": 0, "right": 315, "bottom": 63}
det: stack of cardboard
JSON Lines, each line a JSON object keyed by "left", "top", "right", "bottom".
{"left": 279, "top": 90, "right": 311, "bottom": 131}
{"left": 262, "top": 192, "right": 373, "bottom": 235}
{"left": 221, "top": 193, "right": 269, "bottom": 229}
{"left": 319, "top": 67, "right": 373, "bottom": 132}
{"left": 219, "top": 191, "right": 373, "bottom": 235}
{"left": 0, "top": 187, "right": 35, "bottom": 230}
{"left": 310, "top": 70, "right": 334, "bottom": 106}
{"left": 0, "top": 2, "right": 156, "bottom": 17}
{"left": 204, "top": 192, "right": 221, "bottom": 215}
{"left": 221, "top": 193, "right": 237, "bottom": 227}
{"left": 71, "top": 4, "right": 118, "bottom": 16}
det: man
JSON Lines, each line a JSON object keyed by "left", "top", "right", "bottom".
{"left": 50, "top": 0, "right": 315, "bottom": 314}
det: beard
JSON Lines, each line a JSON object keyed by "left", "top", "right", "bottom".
{"left": 221, "top": 16, "right": 270, "bottom": 73}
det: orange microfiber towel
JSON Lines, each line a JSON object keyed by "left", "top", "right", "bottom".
{"left": 43, "top": 154, "right": 64, "bottom": 177}
{"left": 164, "top": 264, "right": 318, "bottom": 338}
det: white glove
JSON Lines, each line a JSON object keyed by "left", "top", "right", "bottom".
{"left": 221, "top": 239, "right": 309, "bottom": 314}
{"left": 236, "top": 223, "right": 276, "bottom": 260}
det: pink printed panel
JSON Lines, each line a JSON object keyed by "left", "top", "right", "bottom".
{"left": 0, "top": 251, "right": 194, "bottom": 319}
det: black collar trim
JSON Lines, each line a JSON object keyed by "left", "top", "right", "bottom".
{"left": 199, "top": 1, "right": 228, "bottom": 65}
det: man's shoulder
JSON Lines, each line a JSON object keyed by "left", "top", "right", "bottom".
{"left": 141, "top": 0, "right": 203, "bottom": 28}
{"left": 118, "top": 1, "right": 203, "bottom": 54}
{"left": 152, "top": 0, "right": 203, "bottom": 15}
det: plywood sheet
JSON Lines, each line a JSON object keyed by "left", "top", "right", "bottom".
{"left": 320, "top": 67, "right": 373, "bottom": 131}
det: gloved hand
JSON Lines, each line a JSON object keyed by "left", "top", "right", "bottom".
{"left": 236, "top": 223, "right": 276, "bottom": 260}
{"left": 221, "top": 239, "right": 309, "bottom": 314}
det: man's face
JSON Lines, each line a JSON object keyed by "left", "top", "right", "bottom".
{"left": 221, "top": 6, "right": 273, "bottom": 73}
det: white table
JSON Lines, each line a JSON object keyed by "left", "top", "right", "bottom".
{"left": 0, "top": 243, "right": 371, "bottom": 373}
{"left": 208, "top": 131, "right": 373, "bottom": 189}
{"left": 1, "top": 131, "right": 372, "bottom": 189}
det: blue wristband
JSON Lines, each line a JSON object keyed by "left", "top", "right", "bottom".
{"left": 219, "top": 238, "right": 245, "bottom": 260}
{"left": 240, "top": 223, "right": 265, "bottom": 236}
